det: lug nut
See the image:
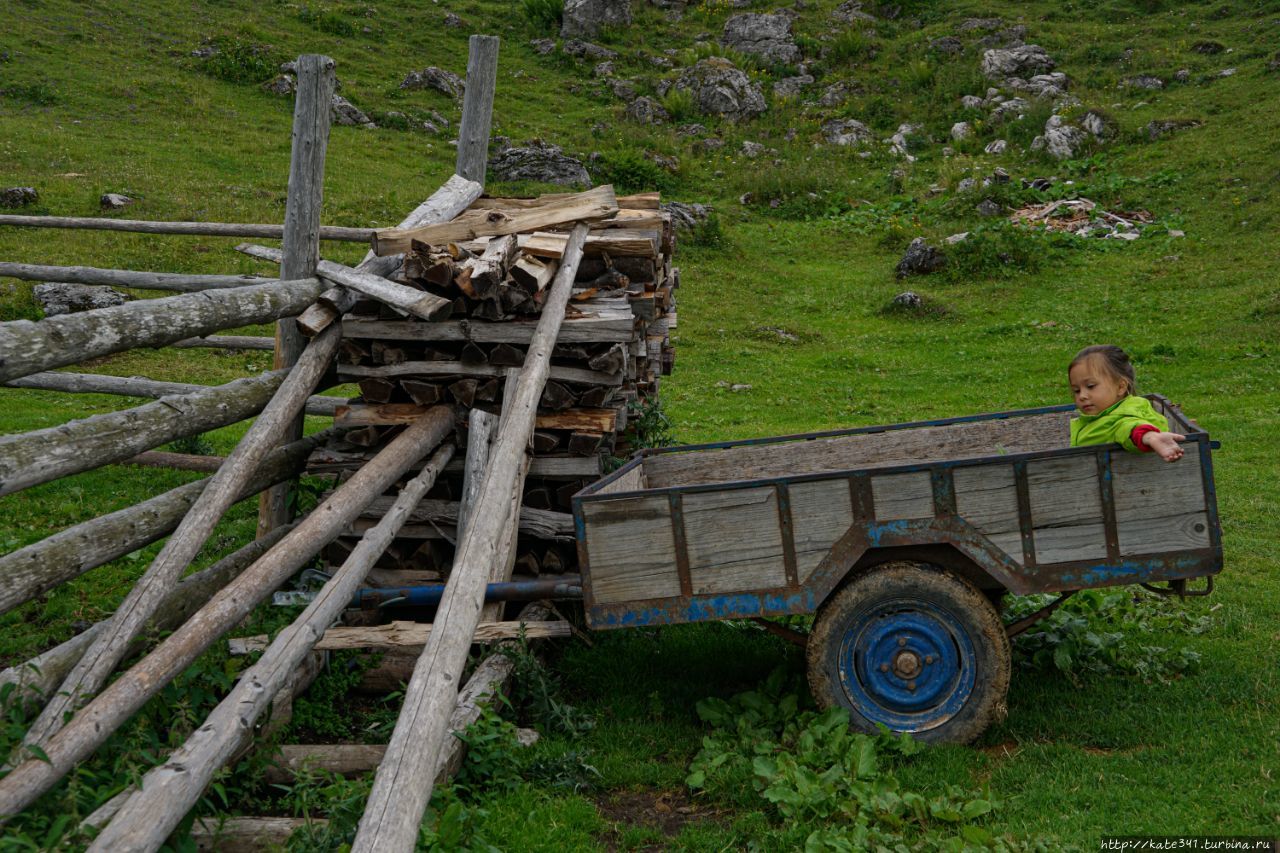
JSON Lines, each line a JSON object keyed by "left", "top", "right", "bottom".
{"left": 908, "top": 681, "right": 917, "bottom": 692}
{"left": 925, "top": 655, "right": 934, "bottom": 665}
{"left": 880, "top": 663, "right": 889, "bottom": 673}
{"left": 897, "top": 637, "right": 907, "bottom": 647}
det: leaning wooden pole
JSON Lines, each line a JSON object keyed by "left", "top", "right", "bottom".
{"left": 0, "top": 262, "right": 274, "bottom": 292}
{"left": 352, "top": 223, "right": 590, "bottom": 852}
{"left": 0, "top": 407, "right": 454, "bottom": 821}
{"left": 0, "top": 277, "right": 323, "bottom": 383}
{"left": 91, "top": 441, "right": 456, "bottom": 852}
{"left": 260, "top": 53, "right": 335, "bottom": 538}
{"left": 0, "top": 369, "right": 289, "bottom": 497}
{"left": 0, "top": 428, "right": 332, "bottom": 617}
{"left": 455, "top": 35, "right": 500, "bottom": 185}
{"left": 21, "top": 327, "right": 341, "bottom": 748}
{"left": 0, "top": 215, "right": 370, "bottom": 241}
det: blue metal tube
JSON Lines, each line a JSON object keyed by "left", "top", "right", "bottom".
{"left": 353, "top": 575, "right": 583, "bottom": 609}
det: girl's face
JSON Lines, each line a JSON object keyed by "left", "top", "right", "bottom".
{"left": 1069, "top": 357, "right": 1128, "bottom": 415}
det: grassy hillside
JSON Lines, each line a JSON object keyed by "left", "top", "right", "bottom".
{"left": 2, "top": 0, "right": 1278, "bottom": 849}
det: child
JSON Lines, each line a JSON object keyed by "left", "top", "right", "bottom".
{"left": 1068, "top": 345, "right": 1185, "bottom": 462}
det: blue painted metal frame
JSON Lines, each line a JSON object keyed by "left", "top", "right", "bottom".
{"left": 574, "top": 397, "right": 1223, "bottom": 630}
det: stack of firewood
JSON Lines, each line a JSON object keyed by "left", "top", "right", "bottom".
{"left": 307, "top": 186, "right": 676, "bottom": 579}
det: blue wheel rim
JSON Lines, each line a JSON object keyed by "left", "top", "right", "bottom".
{"left": 836, "top": 597, "right": 976, "bottom": 733}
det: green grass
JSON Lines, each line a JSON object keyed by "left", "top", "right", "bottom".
{"left": 2, "top": 0, "right": 1279, "bottom": 848}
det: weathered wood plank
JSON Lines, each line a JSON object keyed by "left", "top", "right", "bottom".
{"left": 684, "top": 488, "right": 787, "bottom": 594}
{"left": 596, "top": 465, "right": 644, "bottom": 495}
{"left": 338, "top": 360, "right": 620, "bottom": 386}
{"left": 0, "top": 215, "right": 369, "bottom": 241}
{"left": 4, "top": 371, "right": 342, "bottom": 415}
{"left": 332, "top": 402, "right": 617, "bottom": 433}
{"left": 455, "top": 35, "right": 500, "bottom": 184}
{"left": 341, "top": 313, "right": 636, "bottom": 344}
{"left": 0, "top": 262, "right": 272, "bottom": 292}
{"left": 789, "top": 479, "right": 854, "bottom": 584}
{"left": 871, "top": 471, "right": 934, "bottom": 521}
{"left": 229, "top": 620, "right": 570, "bottom": 654}
{"left": 582, "top": 495, "right": 680, "bottom": 604}
{"left": 171, "top": 335, "right": 276, "bottom": 351}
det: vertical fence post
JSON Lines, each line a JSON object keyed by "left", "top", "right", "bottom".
{"left": 455, "top": 35, "right": 500, "bottom": 185}
{"left": 259, "top": 54, "right": 336, "bottom": 538}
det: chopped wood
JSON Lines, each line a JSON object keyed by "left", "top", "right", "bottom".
{"left": 366, "top": 568, "right": 442, "bottom": 588}
{"left": 0, "top": 262, "right": 274, "bottom": 292}
{"left": 512, "top": 228, "right": 658, "bottom": 259}
{"left": 356, "top": 497, "right": 575, "bottom": 540}
{"left": 568, "top": 432, "right": 604, "bottom": 456}
{"left": 489, "top": 343, "right": 525, "bottom": 367}
{"left": 338, "top": 359, "right": 621, "bottom": 386}
{"left": 457, "top": 234, "right": 517, "bottom": 299}
{"left": 540, "top": 380, "right": 576, "bottom": 411}
{"left": 448, "top": 378, "right": 478, "bottom": 407}
{"left": 229, "top": 620, "right": 570, "bottom": 654}
{"left": 341, "top": 313, "right": 637, "bottom": 344}
{"left": 401, "top": 380, "right": 443, "bottom": 406}
{"left": 509, "top": 253, "right": 556, "bottom": 294}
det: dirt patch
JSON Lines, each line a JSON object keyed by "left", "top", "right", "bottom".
{"left": 980, "top": 739, "right": 1022, "bottom": 760}
{"left": 594, "top": 788, "right": 722, "bottom": 851}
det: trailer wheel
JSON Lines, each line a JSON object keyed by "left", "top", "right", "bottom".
{"left": 807, "top": 561, "right": 1010, "bottom": 744}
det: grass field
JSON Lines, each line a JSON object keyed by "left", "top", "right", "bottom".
{"left": 2, "top": 0, "right": 1278, "bottom": 849}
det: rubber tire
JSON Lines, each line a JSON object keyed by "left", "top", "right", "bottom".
{"left": 806, "top": 560, "right": 1011, "bottom": 745}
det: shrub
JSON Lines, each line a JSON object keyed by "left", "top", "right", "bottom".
{"left": 594, "top": 150, "right": 675, "bottom": 194}
{"left": 659, "top": 87, "right": 697, "bottom": 123}
{"left": 826, "top": 29, "right": 875, "bottom": 64}
{"left": 683, "top": 211, "right": 727, "bottom": 250}
{"left": 297, "top": 6, "right": 359, "bottom": 38}
{"left": 199, "top": 38, "right": 284, "bottom": 85}
{"left": 941, "top": 222, "right": 1071, "bottom": 281}
{"left": 521, "top": 0, "right": 563, "bottom": 31}
{"left": 0, "top": 80, "right": 57, "bottom": 106}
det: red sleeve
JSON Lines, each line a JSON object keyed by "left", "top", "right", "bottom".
{"left": 1130, "top": 424, "right": 1160, "bottom": 452}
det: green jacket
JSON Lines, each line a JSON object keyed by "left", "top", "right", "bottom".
{"left": 1069, "top": 395, "right": 1169, "bottom": 452}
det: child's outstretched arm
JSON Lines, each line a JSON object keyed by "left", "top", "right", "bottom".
{"left": 1131, "top": 424, "right": 1187, "bottom": 462}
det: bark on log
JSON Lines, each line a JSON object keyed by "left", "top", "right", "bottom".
{"left": 457, "top": 409, "right": 497, "bottom": 543}
{"left": 21, "top": 326, "right": 340, "bottom": 749}
{"left": 0, "top": 410, "right": 454, "bottom": 824}
{"left": 351, "top": 223, "right": 590, "bottom": 853}
{"left": 0, "top": 214, "right": 369, "bottom": 241}
{"left": 455, "top": 35, "right": 499, "bottom": 185}
{"left": 0, "top": 277, "right": 324, "bottom": 383}
{"left": 0, "top": 262, "right": 273, "bottom": 292}
{"left": 88, "top": 441, "right": 455, "bottom": 852}
{"left": 171, "top": 336, "right": 276, "bottom": 351}
{"left": 189, "top": 817, "right": 328, "bottom": 851}
{"left": 122, "top": 451, "right": 225, "bottom": 473}
{"left": 4, "top": 371, "right": 343, "bottom": 416}
{"left": 263, "top": 744, "right": 387, "bottom": 784}
{"left": 295, "top": 175, "right": 483, "bottom": 336}
{"left": 227, "top": 620, "right": 568, "bottom": 653}
{"left": 0, "top": 369, "right": 288, "bottom": 497}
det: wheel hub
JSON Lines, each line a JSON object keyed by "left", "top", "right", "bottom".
{"left": 892, "top": 649, "right": 922, "bottom": 679}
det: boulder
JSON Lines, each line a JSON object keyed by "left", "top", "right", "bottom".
{"left": 888, "top": 123, "right": 922, "bottom": 159}
{"left": 930, "top": 36, "right": 963, "bottom": 55}
{"left": 721, "top": 13, "right": 801, "bottom": 66}
{"left": 34, "top": 282, "right": 131, "bottom": 317}
{"left": 262, "top": 74, "right": 296, "bottom": 95}
{"left": 975, "top": 198, "right": 1002, "bottom": 217}
{"left": 594, "top": 61, "right": 615, "bottom": 77}
{"left": 956, "top": 178, "right": 977, "bottom": 193}
{"left": 978, "top": 26, "right": 1027, "bottom": 49}
{"left": 676, "top": 122, "right": 707, "bottom": 137}
{"left": 1120, "top": 74, "right": 1163, "bottom": 90}
{"left": 984, "top": 139, "right": 1008, "bottom": 154}
{"left": 945, "top": 232, "right": 969, "bottom": 244}
{"left": 990, "top": 96, "right": 1030, "bottom": 122}
{"left": 611, "top": 78, "right": 637, "bottom": 100}
{"left": 1174, "top": 68, "right": 1191, "bottom": 82}
{"left": 1040, "top": 114, "right": 1087, "bottom": 159}
{"left": 895, "top": 238, "right": 946, "bottom": 277}
{"left": 950, "top": 121, "right": 972, "bottom": 141}
{"left": 1005, "top": 72, "right": 1068, "bottom": 98}
{"left": 818, "top": 80, "right": 858, "bottom": 106}
{"left": 831, "top": 0, "right": 876, "bottom": 23}
{"left": 958, "top": 17, "right": 1001, "bottom": 32}
{"left": 100, "top": 193, "right": 133, "bottom": 210}
{"left": 981, "top": 44, "right": 1054, "bottom": 78}
{"left": 0, "top": 187, "right": 38, "bottom": 208}
{"left": 740, "top": 140, "right": 764, "bottom": 158}
{"left": 1145, "top": 118, "right": 1203, "bottom": 141}
{"left": 562, "top": 39, "right": 618, "bottom": 60}
{"left": 562, "top": 0, "right": 632, "bottom": 38}
{"left": 960, "top": 94, "right": 984, "bottom": 109}
{"left": 400, "top": 67, "right": 464, "bottom": 98}
{"left": 1080, "top": 109, "right": 1112, "bottom": 140}
{"left": 1269, "top": 53, "right": 1280, "bottom": 73}
{"left": 772, "top": 74, "right": 813, "bottom": 98}
{"left": 444, "top": 12, "right": 465, "bottom": 28}
{"left": 661, "top": 201, "right": 711, "bottom": 230}
{"left": 625, "top": 96, "right": 669, "bottom": 124}
{"left": 822, "top": 118, "right": 871, "bottom": 146}
{"left": 670, "top": 58, "right": 766, "bottom": 121}
{"left": 1191, "top": 40, "right": 1225, "bottom": 55}
{"left": 530, "top": 38, "right": 556, "bottom": 55}
{"left": 487, "top": 141, "right": 591, "bottom": 186}
{"left": 890, "top": 291, "right": 923, "bottom": 309}
{"left": 331, "top": 95, "right": 375, "bottom": 127}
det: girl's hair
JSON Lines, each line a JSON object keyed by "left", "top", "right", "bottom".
{"left": 1069, "top": 345, "right": 1137, "bottom": 395}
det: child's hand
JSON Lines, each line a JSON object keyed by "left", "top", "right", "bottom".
{"left": 1143, "top": 431, "right": 1186, "bottom": 462}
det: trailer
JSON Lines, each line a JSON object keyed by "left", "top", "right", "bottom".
{"left": 572, "top": 396, "right": 1221, "bottom": 743}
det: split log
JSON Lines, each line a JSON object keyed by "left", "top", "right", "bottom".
{"left": 400, "top": 380, "right": 442, "bottom": 406}
{"left": 470, "top": 191, "right": 659, "bottom": 211}
{"left": 171, "top": 335, "right": 275, "bottom": 351}
{"left": 237, "top": 244, "right": 452, "bottom": 321}
{"left": 0, "top": 407, "right": 454, "bottom": 822}
{"left": 457, "top": 235, "right": 517, "bottom": 299}
{"left": 295, "top": 174, "right": 483, "bottom": 336}
{"left": 357, "top": 497, "right": 574, "bottom": 541}
{"left": 0, "top": 369, "right": 289, "bottom": 497}
{"left": 372, "top": 186, "right": 617, "bottom": 256}
{"left": 339, "top": 359, "right": 619, "bottom": 385}
{"left": 455, "top": 35, "right": 500, "bottom": 184}
{"left": 0, "top": 262, "right": 272, "bottom": 292}
{"left": 0, "top": 215, "right": 369, "bottom": 242}
{"left": 458, "top": 409, "right": 497, "bottom": 543}
{"left": 0, "top": 276, "right": 324, "bottom": 383}
{"left": 540, "top": 381, "right": 575, "bottom": 411}
{"left": 464, "top": 228, "right": 656, "bottom": 259}
{"left": 351, "top": 223, "right": 590, "bottom": 852}
{"left": 307, "top": 448, "right": 600, "bottom": 480}
{"left": 0, "top": 430, "right": 330, "bottom": 617}
{"left": 189, "top": 817, "right": 328, "bottom": 851}
{"left": 88, "top": 441, "right": 456, "bottom": 852}
{"left": 341, "top": 311, "right": 637, "bottom": 344}
{"left": 228, "top": 620, "right": 568, "bottom": 654}
{"left": 20, "top": 326, "right": 341, "bottom": 749}
{"left": 448, "top": 378, "right": 478, "bottom": 407}
{"left": 4, "top": 371, "right": 343, "bottom": 416}
{"left": 366, "top": 568, "right": 441, "bottom": 587}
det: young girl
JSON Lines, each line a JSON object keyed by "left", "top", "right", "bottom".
{"left": 1068, "top": 345, "right": 1185, "bottom": 462}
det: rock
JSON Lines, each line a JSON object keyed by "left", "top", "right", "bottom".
{"left": 262, "top": 74, "right": 295, "bottom": 95}
{"left": 400, "top": 67, "right": 464, "bottom": 98}
{"left": 930, "top": 36, "right": 963, "bottom": 55}
{"left": 822, "top": 118, "right": 871, "bottom": 146}
{"left": 561, "top": 0, "right": 632, "bottom": 38}
{"left": 0, "top": 187, "right": 38, "bottom": 208}
{"left": 1168, "top": 229, "right": 1185, "bottom": 238}
{"left": 895, "top": 238, "right": 946, "bottom": 277}
{"left": 1080, "top": 109, "right": 1112, "bottom": 140}
{"left": 1041, "top": 114, "right": 1087, "bottom": 159}
{"left": 1022, "top": 176, "right": 1055, "bottom": 191}
{"left": 488, "top": 141, "right": 591, "bottom": 186}
{"left": 960, "top": 94, "right": 984, "bottom": 109}
{"left": 670, "top": 58, "right": 766, "bottom": 121}
{"left": 990, "top": 166, "right": 1010, "bottom": 184}
{"left": 331, "top": 95, "right": 375, "bottom": 128}
{"left": 990, "top": 96, "right": 1030, "bottom": 122}
{"left": 593, "top": 61, "right": 615, "bottom": 77}
{"left": 945, "top": 232, "right": 969, "bottom": 244}
{"left": 818, "top": 81, "right": 858, "bottom": 107}
{"left": 741, "top": 140, "right": 765, "bottom": 158}
{"left": 1005, "top": 72, "right": 1069, "bottom": 98}
{"left": 831, "top": 1, "right": 876, "bottom": 23}
{"left": 697, "top": 137, "right": 725, "bottom": 152}
{"left": 890, "top": 291, "right": 923, "bottom": 309}
{"left": 676, "top": 122, "right": 707, "bottom": 137}
{"left": 984, "top": 139, "right": 1008, "bottom": 154}
{"left": 1215, "top": 67, "right": 1237, "bottom": 78}
{"left": 976, "top": 198, "right": 1002, "bottom": 217}
{"left": 1174, "top": 68, "right": 1191, "bottom": 82}
{"left": 611, "top": 78, "right": 637, "bottom": 100}
{"left": 772, "top": 74, "right": 813, "bottom": 98}
{"left": 1120, "top": 74, "right": 1163, "bottom": 90}
{"left": 562, "top": 39, "right": 618, "bottom": 60}
{"left": 647, "top": 151, "right": 679, "bottom": 171}
{"left": 721, "top": 13, "right": 801, "bottom": 66}
{"left": 662, "top": 201, "right": 711, "bottom": 230}
{"left": 649, "top": 55, "right": 674, "bottom": 69}
{"left": 888, "top": 123, "right": 922, "bottom": 160}
{"left": 34, "top": 282, "right": 131, "bottom": 316}
{"left": 981, "top": 44, "right": 1055, "bottom": 78}
{"left": 100, "top": 193, "right": 133, "bottom": 210}
{"left": 950, "top": 121, "right": 972, "bottom": 141}
{"left": 1145, "top": 118, "right": 1203, "bottom": 140}
{"left": 958, "top": 17, "right": 1001, "bottom": 32}
{"left": 1192, "top": 40, "right": 1225, "bottom": 54}
{"left": 623, "top": 93, "right": 666, "bottom": 124}
{"left": 530, "top": 38, "right": 556, "bottom": 55}
{"left": 956, "top": 177, "right": 977, "bottom": 192}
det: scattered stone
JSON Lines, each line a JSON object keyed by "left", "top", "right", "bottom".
{"left": 0, "top": 187, "right": 38, "bottom": 208}
{"left": 1145, "top": 118, "right": 1203, "bottom": 140}
{"left": 262, "top": 74, "right": 295, "bottom": 95}
{"left": 758, "top": 325, "right": 799, "bottom": 343}
{"left": 958, "top": 17, "right": 1001, "bottom": 32}
{"left": 647, "top": 151, "right": 679, "bottom": 171}
{"left": 895, "top": 238, "right": 946, "bottom": 277}
{"left": 444, "top": 12, "right": 465, "bottom": 28}
{"left": 649, "top": 55, "right": 674, "bottom": 69}
{"left": 1168, "top": 229, "right": 1185, "bottom": 238}
{"left": 191, "top": 44, "right": 219, "bottom": 59}
{"left": 488, "top": 141, "right": 591, "bottom": 186}
{"left": 888, "top": 122, "right": 922, "bottom": 160}
{"left": 961, "top": 94, "right": 985, "bottom": 109}
{"left": 1040, "top": 114, "right": 1087, "bottom": 159}
{"left": 34, "top": 282, "right": 131, "bottom": 316}
{"left": 677, "top": 122, "right": 707, "bottom": 137}
{"left": 930, "top": 36, "right": 963, "bottom": 55}
{"left": 1120, "top": 74, "right": 1163, "bottom": 90}
{"left": 1191, "top": 40, "right": 1225, "bottom": 55}
{"left": 562, "top": 39, "right": 617, "bottom": 60}
{"left": 1215, "top": 67, "right": 1237, "bottom": 78}
{"left": 698, "top": 137, "right": 725, "bottom": 152}
{"left": 823, "top": 118, "right": 871, "bottom": 146}
{"left": 530, "top": 38, "right": 556, "bottom": 56}
{"left": 772, "top": 74, "right": 813, "bottom": 98}
{"left": 832, "top": 0, "right": 876, "bottom": 23}
{"left": 890, "top": 291, "right": 923, "bottom": 309}
{"left": 956, "top": 177, "right": 977, "bottom": 193}
{"left": 990, "top": 166, "right": 1010, "bottom": 184}
{"left": 976, "top": 198, "right": 1002, "bottom": 217}
{"left": 1005, "top": 72, "right": 1069, "bottom": 98}
{"left": 1080, "top": 109, "right": 1113, "bottom": 140}
{"left": 625, "top": 95, "right": 668, "bottom": 124}
{"left": 1174, "top": 68, "right": 1191, "bottom": 82}
{"left": 670, "top": 58, "right": 766, "bottom": 121}
{"left": 741, "top": 140, "right": 764, "bottom": 158}
{"left": 721, "top": 13, "right": 801, "bottom": 66}
{"left": 950, "top": 121, "right": 972, "bottom": 141}
{"left": 990, "top": 96, "right": 1030, "bottom": 122}
{"left": 945, "top": 232, "right": 969, "bottom": 244}
{"left": 593, "top": 61, "right": 615, "bottom": 77}
{"left": 561, "top": 0, "right": 632, "bottom": 38}
{"left": 662, "top": 201, "right": 711, "bottom": 230}
{"left": 984, "top": 139, "right": 1008, "bottom": 154}
{"left": 331, "top": 95, "right": 375, "bottom": 128}
{"left": 730, "top": 383, "right": 752, "bottom": 392}
{"left": 611, "top": 78, "right": 637, "bottom": 100}
{"left": 818, "top": 81, "right": 859, "bottom": 107}
{"left": 100, "top": 193, "right": 133, "bottom": 210}
{"left": 981, "top": 44, "right": 1055, "bottom": 78}
{"left": 400, "top": 67, "right": 464, "bottom": 98}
